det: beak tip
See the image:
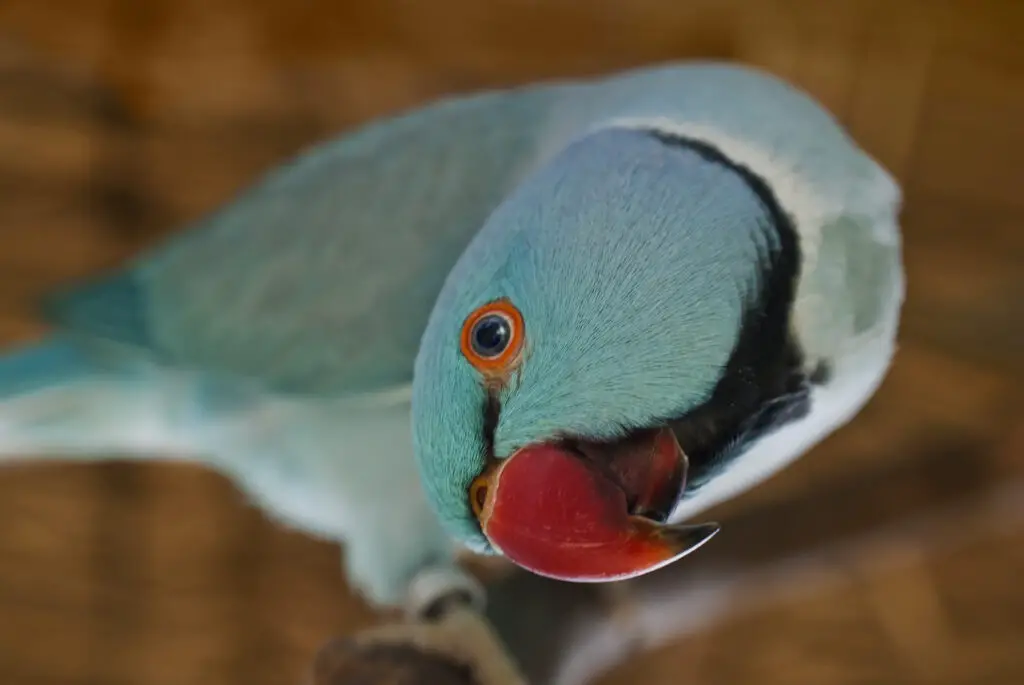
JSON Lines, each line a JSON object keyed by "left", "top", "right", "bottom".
{"left": 658, "top": 521, "right": 721, "bottom": 559}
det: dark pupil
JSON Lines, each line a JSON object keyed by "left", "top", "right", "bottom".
{"left": 472, "top": 316, "right": 511, "bottom": 357}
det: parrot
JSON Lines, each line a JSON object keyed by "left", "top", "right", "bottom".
{"left": 0, "top": 62, "right": 903, "bottom": 611}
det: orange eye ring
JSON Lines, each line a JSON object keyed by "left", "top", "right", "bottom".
{"left": 460, "top": 299, "right": 525, "bottom": 377}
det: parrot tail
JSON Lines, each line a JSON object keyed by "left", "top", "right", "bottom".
{"left": 0, "top": 336, "right": 196, "bottom": 462}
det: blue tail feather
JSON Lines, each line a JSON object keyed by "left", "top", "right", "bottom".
{"left": 0, "top": 336, "right": 196, "bottom": 460}
{"left": 0, "top": 337, "right": 98, "bottom": 399}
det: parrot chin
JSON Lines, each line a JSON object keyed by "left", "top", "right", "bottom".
{"left": 469, "top": 426, "right": 720, "bottom": 582}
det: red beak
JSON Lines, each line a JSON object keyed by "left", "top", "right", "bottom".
{"left": 470, "top": 427, "right": 719, "bottom": 582}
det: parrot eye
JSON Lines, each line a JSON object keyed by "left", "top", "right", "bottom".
{"left": 471, "top": 315, "right": 511, "bottom": 358}
{"left": 460, "top": 299, "right": 525, "bottom": 377}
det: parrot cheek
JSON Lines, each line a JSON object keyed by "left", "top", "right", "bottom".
{"left": 470, "top": 436, "right": 719, "bottom": 582}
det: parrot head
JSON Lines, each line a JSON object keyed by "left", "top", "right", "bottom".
{"left": 412, "top": 126, "right": 792, "bottom": 582}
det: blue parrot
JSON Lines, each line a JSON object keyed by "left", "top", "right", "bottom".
{"left": 0, "top": 62, "right": 903, "bottom": 610}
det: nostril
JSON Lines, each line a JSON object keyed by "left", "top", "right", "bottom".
{"left": 469, "top": 477, "right": 489, "bottom": 518}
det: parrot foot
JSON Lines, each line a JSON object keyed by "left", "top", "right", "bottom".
{"left": 404, "top": 565, "right": 487, "bottom": 621}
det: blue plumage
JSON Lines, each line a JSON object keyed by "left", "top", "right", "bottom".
{"left": 0, "top": 338, "right": 97, "bottom": 398}
{"left": 413, "top": 127, "right": 781, "bottom": 545}
{"left": 0, "top": 62, "right": 903, "bottom": 609}
{"left": 43, "top": 271, "right": 156, "bottom": 352}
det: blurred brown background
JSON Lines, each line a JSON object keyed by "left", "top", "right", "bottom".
{"left": 0, "top": 0, "right": 1022, "bottom": 683}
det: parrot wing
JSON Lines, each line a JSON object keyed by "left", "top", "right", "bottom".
{"left": 14, "top": 88, "right": 562, "bottom": 606}
{"left": 43, "top": 87, "right": 557, "bottom": 398}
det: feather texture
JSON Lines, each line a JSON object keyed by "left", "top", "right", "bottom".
{"left": 0, "top": 62, "right": 902, "bottom": 605}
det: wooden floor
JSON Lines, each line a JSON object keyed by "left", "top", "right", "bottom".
{"left": 0, "top": 0, "right": 1022, "bottom": 683}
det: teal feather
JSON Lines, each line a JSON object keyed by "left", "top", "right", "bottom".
{"left": 0, "top": 62, "right": 901, "bottom": 604}
{"left": 0, "top": 338, "right": 98, "bottom": 398}
{"left": 413, "top": 127, "right": 781, "bottom": 544}
{"left": 43, "top": 272, "right": 156, "bottom": 353}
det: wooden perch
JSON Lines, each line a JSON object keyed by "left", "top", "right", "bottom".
{"left": 309, "top": 606, "right": 528, "bottom": 685}
{"left": 308, "top": 425, "right": 1024, "bottom": 685}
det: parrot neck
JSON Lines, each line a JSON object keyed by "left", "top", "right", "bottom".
{"left": 647, "top": 131, "right": 826, "bottom": 492}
